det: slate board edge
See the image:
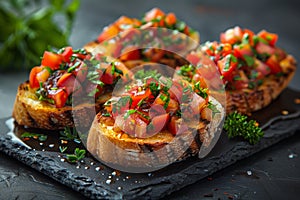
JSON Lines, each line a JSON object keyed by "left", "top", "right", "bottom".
{"left": 0, "top": 117, "right": 300, "bottom": 200}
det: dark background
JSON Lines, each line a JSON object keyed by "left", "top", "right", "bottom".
{"left": 1, "top": 0, "right": 300, "bottom": 199}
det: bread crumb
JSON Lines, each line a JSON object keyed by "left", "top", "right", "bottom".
{"left": 281, "top": 110, "right": 289, "bottom": 115}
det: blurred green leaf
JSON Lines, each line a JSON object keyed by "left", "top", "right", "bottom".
{"left": 0, "top": 0, "right": 80, "bottom": 72}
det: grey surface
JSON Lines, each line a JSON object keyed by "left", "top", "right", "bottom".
{"left": 1, "top": 0, "right": 300, "bottom": 199}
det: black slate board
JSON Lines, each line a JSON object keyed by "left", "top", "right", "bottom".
{"left": 1, "top": 88, "right": 300, "bottom": 199}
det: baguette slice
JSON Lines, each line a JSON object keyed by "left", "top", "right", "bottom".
{"left": 12, "top": 81, "right": 111, "bottom": 130}
{"left": 225, "top": 55, "right": 296, "bottom": 114}
{"left": 87, "top": 97, "right": 223, "bottom": 172}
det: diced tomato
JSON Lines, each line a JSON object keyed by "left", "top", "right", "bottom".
{"left": 115, "top": 16, "right": 141, "bottom": 28}
{"left": 100, "top": 70, "right": 114, "bottom": 85}
{"left": 254, "top": 59, "right": 271, "bottom": 77}
{"left": 169, "top": 81, "right": 183, "bottom": 102}
{"left": 149, "top": 104, "right": 166, "bottom": 119}
{"left": 190, "top": 93, "right": 207, "bottom": 115}
{"left": 233, "top": 43, "right": 253, "bottom": 58}
{"left": 258, "top": 30, "right": 278, "bottom": 46}
{"left": 61, "top": 46, "right": 73, "bottom": 62}
{"left": 114, "top": 61, "right": 132, "bottom": 82}
{"left": 29, "top": 66, "right": 44, "bottom": 88}
{"left": 165, "top": 12, "right": 177, "bottom": 25}
{"left": 57, "top": 73, "right": 81, "bottom": 95}
{"left": 73, "top": 61, "right": 88, "bottom": 82}
{"left": 144, "top": 8, "right": 165, "bottom": 22}
{"left": 134, "top": 116, "right": 148, "bottom": 138}
{"left": 147, "top": 113, "right": 170, "bottom": 135}
{"left": 117, "top": 113, "right": 148, "bottom": 138}
{"left": 243, "top": 29, "right": 255, "bottom": 46}
{"left": 255, "top": 42, "right": 275, "bottom": 55}
{"left": 265, "top": 54, "right": 282, "bottom": 74}
{"left": 153, "top": 93, "right": 179, "bottom": 113}
{"left": 186, "top": 53, "right": 200, "bottom": 65}
{"left": 119, "top": 45, "right": 141, "bottom": 61}
{"left": 167, "top": 116, "right": 188, "bottom": 136}
{"left": 196, "top": 61, "right": 219, "bottom": 80}
{"left": 220, "top": 26, "right": 243, "bottom": 45}
{"left": 231, "top": 71, "right": 249, "bottom": 89}
{"left": 48, "top": 89, "right": 68, "bottom": 108}
{"left": 85, "top": 82, "right": 104, "bottom": 99}
{"left": 97, "top": 24, "right": 120, "bottom": 43}
{"left": 131, "top": 88, "right": 152, "bottom": 108}
{"left": 41, "top": 51, "right": 63, "bottom": 70}
{"left": 142, "top": 48, "right": 165, "bottom": 62}
{"left": 217, "top": 54, "right": 238, "bottom": 82}
{"left": 119, "top": 28, "right": 140, "bottom": 42}
{"left": 36, "top": 67, "right": 50, "bottom": 84}
{"left": 192, "top": 75, "right": 208, "bottom": 89}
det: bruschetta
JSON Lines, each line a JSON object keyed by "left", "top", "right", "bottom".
{"left": 87, "top": 70, "right": 223, "bottom": 169}
{"left": 12, "top": 47, "right": 132, "bottom": 130}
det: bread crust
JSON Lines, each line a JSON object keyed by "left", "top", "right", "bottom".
{"left": 86, "top": 97, "right": 224, "bottom": 170}
{"left": 12, "top": 81, "right": 111, "bottom": 130}
{"left": 87, "top": 113, "right": 207, "bottom": 169}
{"left": 225, "top": 55, "right": 297, "bottom": 114}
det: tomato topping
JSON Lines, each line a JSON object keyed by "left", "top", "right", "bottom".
{"left": 233, "top": 43, "right": 253, "bottom": 58}
{"left": 165, "top": 12, "right": 177, "bottom": 25}
{"left": 119, "top": 45, "right": 141, "bottom": 61}
{"left": 167, "top": 116, "right": 188, "bottom": 136}
{"left": 144, "top": 8, "right": 165, "bottom": 22}
{"left": 41, "top": 51, "right": 62, "bottom": 70}
{"left": 131, "top": 88, "right": 153, "bottom": 108}
{"left": 73, "top": 62, "right": 88, "bottom": 83}
{"left": 61, "top": 46, "right": 73, "bottom": 62}
{"left": 255, "top": 42, "right": 275, "bottom": 55}
{"left": 29, "top": 66, "right": 44, "bottom": 88}
{"left": 220, "top": 26, "right": 243, "bottom": 45}
{"left": 97, "top": 24, "right": 119, "bottom": 43}
{"left": 57, "top": 73, "right": 82, "bottom": 95}
{"left": 148, "top": 113, "right": 170, "bottom": 135}
{"left": 217, "top": 54, "right": 238, "bottom": 82}
{"left": 36, "top": 67, "right": 50, "bottom": 84}
{"left": 48, "top": 89, "right": 68, "bottom": 108}
{"left": 265, "top": 55, "right": 282, "bottom": 74}
{"left": 186, "top": 53, "right": 200, "bottom": 65}
{"left": 258, "top": 30, "right": 278, "bottom": 46}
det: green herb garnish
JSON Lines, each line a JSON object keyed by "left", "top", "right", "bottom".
{"left": 21, "top": 132, "right": 47, "bottom": 142}
{"left": 224, "top": 111, "right": 264, "bottom": 144}
{"left": 65, "top": 148, "right": 86, "bottom": 163}
{"left": 59, "top": 127, "right": 81, "bottom": 143}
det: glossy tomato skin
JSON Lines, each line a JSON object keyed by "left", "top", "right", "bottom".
{"left": 147, "top": 113, "right": 170, "bottom": 135}
{"left": 48, "top": 89, "right": 68, "bottom": 108}
{"left": 61, "top": 46, "right": 73, "bottom": 62}
{"left": 167, "top": 116, "right": 188, "bottom": 136}
{"left": 255, "top": 42, "right": 275, "bottom": 55}
{"left": 257, "top": 30, "right": 278, "bottom": 46}
{"left": 29, "top": 66, "right": 44, "bottom": 88}
{"left": 265, "top": 54, "right": 282, "bottom": 74}
{"left": 41, "top": 51, "right": 62, "bottom": 70}
{"left": 217, "top": 54, "right": 238, "bottom": 82}
{"left": 220, "top": 26, "right": 243, "bottom": 45}
{"left": 144, "top": 8, "right": 165, "bottom": 22}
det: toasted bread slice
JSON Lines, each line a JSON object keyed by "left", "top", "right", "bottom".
{"left": 87, "top": 112, "right": 208, "bottom": 170}
{"left": 12, "top": 81, "right": 111, "bottom": 130}
{"left": 87, "top": 96, "right": 223, "bottom": 170}
{"left": 225, "top": 55, "right": 296, "bottom": 114}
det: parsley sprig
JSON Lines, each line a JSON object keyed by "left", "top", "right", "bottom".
{"left": 224, "top": 111, "right": 264, "bottom": 144}
{"left": 65, "top": 148, "right": 86, "bottom": 163}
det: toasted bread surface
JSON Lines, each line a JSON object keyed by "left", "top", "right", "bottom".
{"left": 12, "top": 81, "right": 111, "bottom": 130}
{"left": 225, "top": 55, "right": 297, "bottom": 114}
